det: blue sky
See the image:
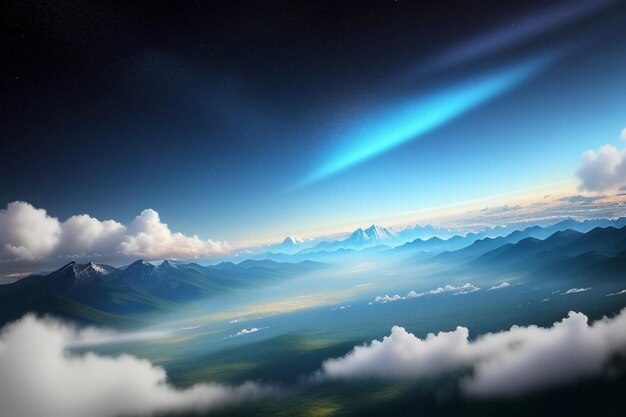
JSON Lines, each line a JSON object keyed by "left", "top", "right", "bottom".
{"left": 2, "top": 0, "right": 626, "bottom": 244}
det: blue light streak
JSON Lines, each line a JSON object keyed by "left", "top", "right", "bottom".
{"left": 305, "top": 54, "right": 557, "bottom": 185}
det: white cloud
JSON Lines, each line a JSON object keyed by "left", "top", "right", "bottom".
{"left": 606, "top": 289, "right": 626, "bottom": 297}
{"left": 0, "top": 202, "right": 230, "bottom": 273}
{"left": 488, "top": 282, "right": 511, "bottom": 291}
{"left": 576, "top": 144, "right": 626, "bottom": 192}
{"left": 0, "top": 314, "right": 275, "bottom": 417}
{"left": 225, "top": 327, "right": 267, "bottom": 339}
{"left": 563, "top": 287, "right": 591, "bottom": 294}
{"left": 621, "top": 128, "right": 626, "bottom": 140}
{"left": 372, "top": 294, "right": 404, "bottom": 304}
{"left": 372, "top": 284, "right": 481, "bottom": 304}
{"left": 60, "top": 214, "right": 126, "bottom": 256}
{"left": 407, "top": 283, "right": 480, "bottom": 298}
{"left": 316, "top": 308, "right": 626, "bottom": 397}
{"left": 0, "top": 202, "right": 61, "bottom": 261}
{"left": 118, "top": 209, "right": 229, "bottom": 259}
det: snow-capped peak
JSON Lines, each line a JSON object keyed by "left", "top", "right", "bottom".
{"left": 88, "top": 262, "right": 112, "bottom": 275}
{"left": 364, "top": 225, "right": 398, "bottom": 241}
{"left": 282, "top": 236, "right": 304, "bottom": 245}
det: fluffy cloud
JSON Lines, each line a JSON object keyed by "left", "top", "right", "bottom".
{"left": 316, "top": 308, "right": 626, "bottom": 397}
{"left": 118, "top": 209, "right": 228, "bottom": 259}
{"left": 60, "top": 214, "right": 126, "bottom": 256}
{"left": 372, "top": 294, "right": 404, "bottom": 304}
{"left": 576, "top": 144, "right": 626, "bottom": 192}
{"left": 0, "top": 314, "right": 275, "bottom": 417}
{"left": 0, "top": 202, "right": 230, "bottom": 273}
{"left": 0, "top": 202, "right": 62, "bottom": 261}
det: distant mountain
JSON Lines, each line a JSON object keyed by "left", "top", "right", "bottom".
{"left": 441, "top": 223, "right": 626, "bottom": 288}
{"left": 503, "top": 226, "right": 626, "bottom": 287}
{"left": 396, "top": 223, "right": 510, "bottom": 243}
{"left": 300, "top": 225, "right": 399, "bottom": 253}
{"left": 430, "top": 217, "right": 626, "bottom": 264}
{"left": 267, "top": 236, "right": 309, "bottom": 254}
{"left": 392, "top": 233, "right": 482, "bottom": 256}
{"left": 282, "top": 236, "right": 305, "bottom": 245}
{"left": 0, "top": 258, "right": 327, "bottom": 328}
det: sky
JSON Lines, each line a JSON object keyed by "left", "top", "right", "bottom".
{"left": 2, "top": 0, "right": 626, "bottom": 257}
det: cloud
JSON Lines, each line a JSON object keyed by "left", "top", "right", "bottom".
{"left": 558, "top": 195, "right": 606, "bottom": 204}
{"left": 606, "top": 289, "right": 626, "bottom": 297}
{"left": 118, "top": 209, "right": 229, "bottom": 259}
{"left": 479, "top": 205, "right": 522, "bottom": 214}
{"left": 407, "top": 283, "right": 480, "bottom": 298}
{"left": 316, "top": 308, "right": 626, "bottom": 397}
{"left": 0, "top": 201, "right": 230, "bottom": 274}
{"left": 372, "top": 294, "right": 404, "bottom": 304}
{"left": 371, "top": 284, "right": 481, "bottom": 304}
{"left": 563, "top": 287, "right": 591, "bottom": 294}
{"left": 621, "top": 128, "right": 626, "bottom": 140}
{"left": 577, "top": 144, "right": 626, "bottom": 193}
{"left": 60, "top": 214, "right": 126, "bottom": 257}
{"left": 225, "top": 327, "right": 267, "bottom": 339}
{"left": 488, "top": 282, "right": 511, "bottom": 291}
{"left": 0, "top": 202, "right": 62, "bottom": 261}
{"left": 0, "top": 314, "right": 276, "bottom": 417}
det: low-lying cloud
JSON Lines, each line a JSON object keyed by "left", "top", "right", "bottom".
{"left": 488, "top": 282, "right": 511, "bottom": 290}
{"left": 371, "top": 283, "right": 480, "bottom": 304}
{"left": 316, "top": 308, "right": 626, "bottom": 397}
{"left": 0, "top": 201, "right": 230, "bottom": 275}
{"left": 225, "top": 327, "right": 268, "bottom": 339}
{"left": 0, "top": 314, "right": 275, "bottom": 417}
{"left": 408, "top": 283, "right": 480, "bottom": 298}
{"left": 563, "top": 287, "right": 591, "bottom": 294}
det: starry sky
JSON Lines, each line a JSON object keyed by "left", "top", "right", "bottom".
{"left": 3, "top": 0, "right": 626, "bottom": 243}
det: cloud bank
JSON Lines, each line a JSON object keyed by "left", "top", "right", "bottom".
{"left": 0, "top": 314, "right": 275, "bottom": 417}
{"left": 0, "top": 201, "right": 230, "bottom": 274}
{"left": 371, "top": 283, "right": 481, "bottom": 304}
{"left": 316, "top": 308, "right": 626, "bottom": 397}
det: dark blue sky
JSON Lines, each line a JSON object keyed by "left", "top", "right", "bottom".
{"left": 2, "top": 0, "right": 626, "bottom": 243}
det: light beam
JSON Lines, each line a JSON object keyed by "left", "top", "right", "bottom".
{"left": 305, "top": 53, "right": 557, "bottom": 185}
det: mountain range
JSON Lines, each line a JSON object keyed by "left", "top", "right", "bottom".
{"left": 0, "top": 258, "right": 327, "bottom": 328}
{"left": 405, "top": 217, "right": 626, "bottom": 263}
{"left": 297, "top": 225, "right": 399, "bottom": 254}
{"left": 256, "top": 218, "right": 626, "bottom": 263}
{"left": 2, "top": 217, "right": 625, "bottom": 330}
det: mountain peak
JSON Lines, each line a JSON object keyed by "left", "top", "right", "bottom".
{"left": 363, "top": 224, "right": 398, "bottom": 240}
{"left": 59, "top": 261, "right": 77, "bottom": 270}
{"left": 126, "top": 259, "right": 155, "bottom": 272}
{"left": 160, "top": 259, "right": 177, "bottom": 268}
{"left": 281, "top": 236, "right": 304, "bottom": 245}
